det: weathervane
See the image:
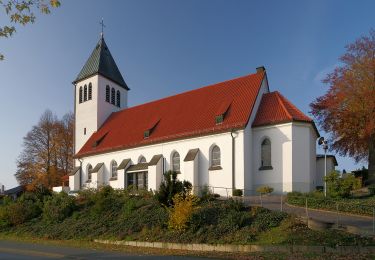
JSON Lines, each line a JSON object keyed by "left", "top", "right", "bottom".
{"left": 100, "top": 18, "right": 105, "bottom": 37}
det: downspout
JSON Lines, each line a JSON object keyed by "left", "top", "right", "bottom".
{"left": 230, "top": 129, "right": 238, "bottom": 194}
{"left": 78, "top": 158, "right": 83, "bottom": 190}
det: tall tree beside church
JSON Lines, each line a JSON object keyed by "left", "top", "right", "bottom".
{"left": 0, "top": 0, "right": 61, "bottom": 60}
{"left": 310, "top": 29, "right": 375, "bottom": 184}
{"left": 15, "top": 110, "right": 74, "bottom": 190}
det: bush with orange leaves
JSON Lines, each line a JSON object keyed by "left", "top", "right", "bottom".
{"left": 168, "top": 192, "right": 199, "bottom": 231}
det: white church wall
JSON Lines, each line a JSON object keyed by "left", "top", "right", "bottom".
{"left": 79, "top": 131, "right": 236, "bottom": 196}
{"left": 75, "top": 75, "right": 127, "bottom": 160}
{"left": 252, "top": 123, "right": 293, "bottom": 194}
{"left": 244, "top": 77, "right": 270, "bottom": 195}
{"left": 69, "top": 172, "right": 80, "bottom": 191}
{"left": 97, "top": 76, "right": 127, "bottom": 128}
{"left": 75, "top": 76, "right": 99, "bottom": 153}
{"left": 291, "top": 123, "right": 317, "bottom": 193}
{"left": 148, "top": 158, "right": 163, "bottom": 192}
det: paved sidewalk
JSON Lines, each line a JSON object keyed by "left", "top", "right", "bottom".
{"left": 243, "top": 195, "right": 374, "bottom": 236}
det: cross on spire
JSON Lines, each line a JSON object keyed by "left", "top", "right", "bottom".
{"left": 100, "top": 18, "right": 105, "bottom": 37}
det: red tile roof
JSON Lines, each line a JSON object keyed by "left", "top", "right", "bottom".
{"left": 76, "top": 72, "right": 265, "bottom": 157}
{"left": 252, "top": 91, "right": 313, "bottom": 127}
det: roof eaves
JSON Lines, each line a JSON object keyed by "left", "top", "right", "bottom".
{"left": 75, "top": 125, "right": 245, "bottom": 159}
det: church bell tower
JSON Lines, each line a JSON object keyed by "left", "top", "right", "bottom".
{"left": 73, "top": 34, "right": 129, "bottom": 155}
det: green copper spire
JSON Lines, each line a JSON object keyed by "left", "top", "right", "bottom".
{"left": 74, "top": 36, "right": 129, "bottom": 90}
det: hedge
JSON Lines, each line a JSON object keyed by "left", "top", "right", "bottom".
{"left": 286, "top": 192, "right": 375, "bottom": 216}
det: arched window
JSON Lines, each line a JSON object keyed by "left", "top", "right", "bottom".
{"left": 172, "top": 152, "right": 180, "bottom": 172}
{"left": 105, "top": 85, "right": 110, "bottom": 102}
{"left": 111, "top": 88, "right": 115, "bottom": 105}
{"left": 138, "top": 156, "right": 146, "bottom": 163}
{"left": 87, "top": 164, "right": 93, "bottom": 182}
{"left": 88, "top": 83, "right": 92, "bottom": 100}
{"left": 111, "top": 160, "right": 118, "bottom": 178}
{"left": 116, "top": 90, "right": 121, "bottom": 107}
{"left": 211, "top": 145, "right": 221, "bottom": 167}
{"left": 261, "top": 138, "right": 272, "bottom": 168}
{"left": 84, "top": 85, "right": 88, "bottom": 102}
{"left": 79, "top": 87, "right": 83, "bottom": 103}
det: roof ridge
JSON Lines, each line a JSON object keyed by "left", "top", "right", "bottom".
{"left": 113, "top": 72, "right": 263, "bottom": 114}
{"left": 274, "top": 91, "right": 293, "bottom": 120}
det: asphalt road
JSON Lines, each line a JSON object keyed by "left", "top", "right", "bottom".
{"left": 0, "top": 240, "right": 213, "bottom": 260}
{"left": 244, "top": 195, "right": 374, "bottom": 235}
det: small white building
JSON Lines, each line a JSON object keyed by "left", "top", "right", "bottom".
{"left": 68, "top": 35, "right": 329, "bottom": 195}
{"left": 315, "top": 155, "right": 338, "bottom": 188}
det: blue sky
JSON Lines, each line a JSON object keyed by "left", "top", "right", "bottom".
{"left": 0, "top": 0, "right": 373, "bottom": 188}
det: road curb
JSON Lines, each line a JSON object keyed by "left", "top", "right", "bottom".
{"left": 94, "top": 239, "right": 375, "bottom": 254}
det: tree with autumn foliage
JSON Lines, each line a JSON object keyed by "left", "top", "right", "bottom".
{"left": 0, "top": 0, "right": 61, "bottom": 60}
{"left": 311, "top": 29, "right": 375, "bottom": 184}
{"left": 15, "top": 110, "right": 74, "bottom": 191}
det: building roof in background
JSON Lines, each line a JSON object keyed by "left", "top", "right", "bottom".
{"left": 316, "top": 154, "right": 338, "bottom": 166}
{"left": 4, "top": 185, "right": 24, "bottom": 196}
{"left": 74, "top": 36, "right": 129, "bottom": 90}
{"left": 76, "top": 71, "right": 266, "bottom": 158}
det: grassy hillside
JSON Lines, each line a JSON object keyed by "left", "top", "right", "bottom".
{"left": 0, "top": 187, "right": 373, "bottom": 246}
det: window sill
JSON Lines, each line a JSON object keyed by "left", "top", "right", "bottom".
{"left": 259, "top": 166, "right": 273, "bottom": 171}
{"left": 109, "top": 177, "right": 118, "bottom": 181}
{"left": 208, "top": 165, "right": 222, "bottom": 171}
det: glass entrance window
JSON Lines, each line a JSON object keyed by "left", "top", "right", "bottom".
{"left": 127, "top": 171, "right": 148, "bottom": 190}
{"left": 127, "top": 173, "right": 135, "bottom": 188}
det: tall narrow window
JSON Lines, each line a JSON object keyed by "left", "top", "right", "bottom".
{"left": 88, "top": 83, "right": 92, "bottom": 100}
{"left": 84, "top": 85, "right": 88, "bottom": 102}
{"left": 111, "top": 88, "right": 115, "bottom": 105}
{"left": 105, "top": 85, "right": 110, "bottom": 102}
{"left": 172, "top": 152, "right": 180, "bottom": 172}
{"left": 261, "top": 139, "right": 272, "bottom": 168}
{"left": 87, "top": 164, "right": 93, "bottom": 182}
{"left": 79, "top": 87, "right": 83, "bottom": 103}
{"left": 116, "top": 90, "right": 121, "bottom": 107}
{"left": 138, "top": 156, "right": 146, "bottom": 163}
{"left": 111, "top": 160, "right": 118, "bottom": 179}
{"left": 211, "top": 145, "right": 221, "bottom": 167}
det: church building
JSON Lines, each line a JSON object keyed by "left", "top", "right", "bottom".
{"left": 68, "top": 35, "right": 323, "bottom": 195}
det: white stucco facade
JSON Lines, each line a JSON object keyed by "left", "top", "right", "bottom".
{"left": 316, "top": 156, "right": 337, "bottom": 187}
{"left": 74, "top": 75, "right": 128, "bottom": 154}
{"left": 67, "top": 38, "right": 330, "bottom": 196}
{"left": 69, "top": 74, "right": 322, "bottom": 195}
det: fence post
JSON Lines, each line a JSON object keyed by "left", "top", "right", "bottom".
{"left": 280, "top": 195, "right": 283, "bottom": 212}
{"left": 336, "top": 203, "right": 339, "bottom": 228}
{"left": 305, "top": 197, "right": 308, "bottom": 219}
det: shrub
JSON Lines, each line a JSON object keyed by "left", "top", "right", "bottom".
{"left": 155, "top": 171, "right": 192, "bottom": 206}
{"left": 91, "top": 186, "right": 124, "bottom": 215}
{"left": 256, "top": 186, "right": 274, "bottom": 195}
{"left": 232, "top": 189, "right": 243, "bottom": 197}
{"left": 200, "top": 185, "right": 216, "bottom": 201}
{"left": 42, "top": 192, "right": 76, "bottom": 223}
{"left": 368, "top": 184, "right": 375, "bottom": 195}
{"left": 168, "top": 192, "right": 199, "bottom": 231}
{"left": 6, "top": 199, "right": 41, "bottom": 226}
{"left": 325, "top": 171, "right": 361, "bottom": 198}
{"left": 251, "top": 207, "right": 287, "bottom": 232}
